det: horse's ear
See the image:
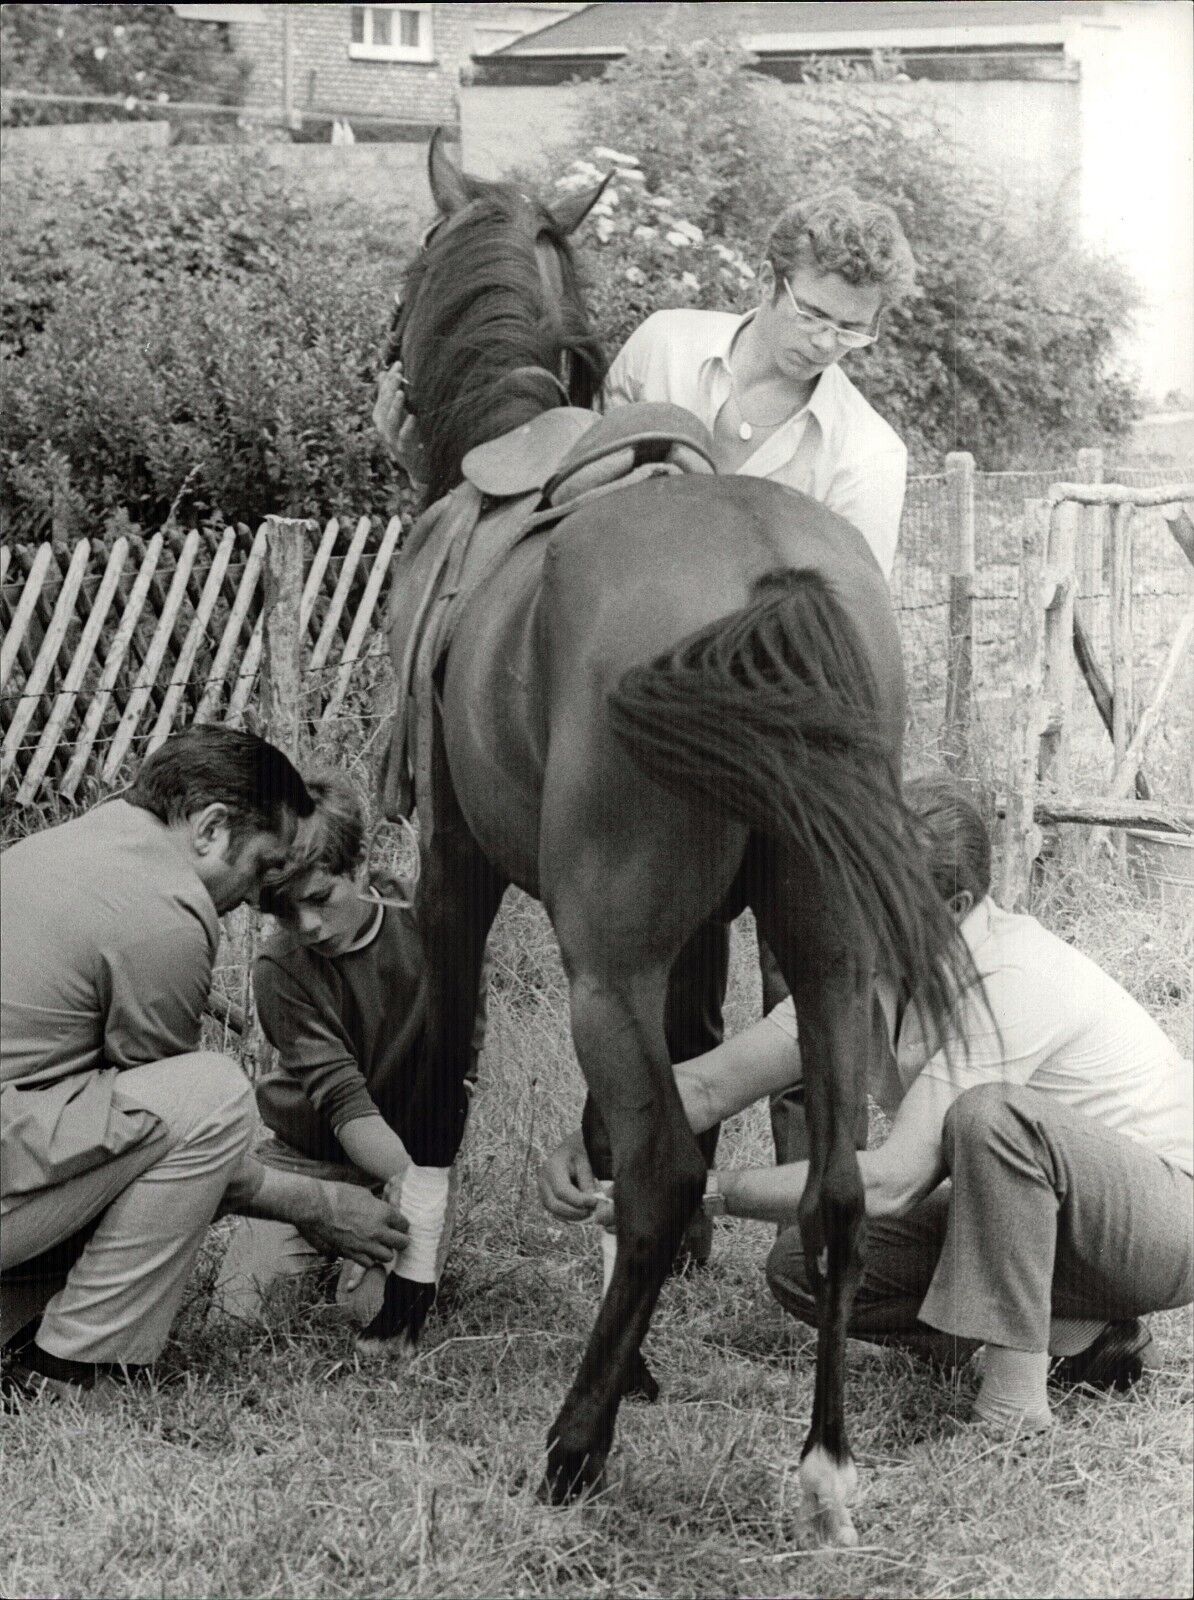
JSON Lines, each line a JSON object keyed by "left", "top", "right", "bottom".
{"left": 547, "top": 172, "right": 613, "bottom": 237}
{"left": 427, "top": 127, "right": 488, "bottom": 215}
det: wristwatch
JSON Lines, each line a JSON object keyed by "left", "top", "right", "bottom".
{"left": 702, "top": 1173, "right": 727, "bottom": 1218}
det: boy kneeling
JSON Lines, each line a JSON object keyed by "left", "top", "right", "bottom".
{"left": 215, "top": 773, "right": 485, "bottom": 1347}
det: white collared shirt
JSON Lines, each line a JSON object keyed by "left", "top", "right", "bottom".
{"left": 604, "top": 307, "right": 907, "bottom": 579}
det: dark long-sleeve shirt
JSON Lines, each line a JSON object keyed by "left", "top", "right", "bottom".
{"left": 253, "top": 900, "right": 486, "bottom": 1163}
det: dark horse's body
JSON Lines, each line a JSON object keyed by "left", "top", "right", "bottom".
{"left": 385, "top": 135, "right": 965, "bottom": 1544}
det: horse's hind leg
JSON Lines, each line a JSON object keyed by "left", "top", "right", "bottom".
{"left": 752, "top": 849, "right": 871, "bottom": 1548}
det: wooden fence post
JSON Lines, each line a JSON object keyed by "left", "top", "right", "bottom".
{"left": 261, "top": 515, "right": 310, "bottom": 762}
{"left": 998, "top": 499, "right": 1049, "bottom": 911}
{"left": 942, "top": 450, "right": 975, "bottom": 771}
{"left": 1039, "top": 496, "right": 1077, "bottom": 791}
{"left": 1108, "top": 501, "right": 1136, "bottom": 861}
{"left": 1076, "top": 445, "right": 1104, "bottom": 601}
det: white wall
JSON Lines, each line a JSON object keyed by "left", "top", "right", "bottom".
{"left": 1070, "top": 1, "right": 1194, "bottom": 402}
{"left": 461, "top": 82, "right": 595, "bottom": 178}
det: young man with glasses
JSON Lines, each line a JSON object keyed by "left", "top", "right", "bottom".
{"left": 604, "top": 187, "right": 915, "bottom": 580}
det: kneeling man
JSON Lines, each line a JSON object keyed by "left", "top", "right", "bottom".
{"left": 1, "top": 726, "right": 407, "bottom": 1400}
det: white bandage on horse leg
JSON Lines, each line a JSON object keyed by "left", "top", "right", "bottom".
{"left": 592, "top": 1179, "right": 617, "bottom": 1298}
{"left": 393, "top": 1163, "right": 453, "bottom": 1284}
{"left": 600, "top": 1228, "right": 618, "bottom": 1298}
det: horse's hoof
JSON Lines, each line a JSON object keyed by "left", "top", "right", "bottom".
{"left": 358, "top": 1274, "right": 435, "bottom": 1344}
{"left": 540, "top": 1441, "right": 607, "bottom": 1505}
{"left": 623, "top": 1349, "right": 660, "bottom": 1404}
{"left": 795, "top": 1446, "right": 860, "bottom": 1548}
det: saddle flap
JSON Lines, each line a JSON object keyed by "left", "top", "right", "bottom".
{"left": 462, "top": 407, "right": 598, "bottom": 499}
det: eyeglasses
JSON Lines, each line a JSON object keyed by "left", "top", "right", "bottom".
{"left": 782, "top": 277, "right": 879, "bottom": 350}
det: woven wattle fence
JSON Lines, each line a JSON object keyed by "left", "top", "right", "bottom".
{"left": 0, "top": 515, "right": 402, "bottom": 806}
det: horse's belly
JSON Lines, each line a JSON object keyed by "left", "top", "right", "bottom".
{"left": 441, "top": 538, "right": 547, "bottom": 894}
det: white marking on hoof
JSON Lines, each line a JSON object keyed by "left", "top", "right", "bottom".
{"left": 797, "top": 1445, "right": 860, "bottom": 1547}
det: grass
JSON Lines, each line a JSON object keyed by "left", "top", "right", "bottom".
{"left": 3, "top": 819, "right": 1192, "bottom": 1597}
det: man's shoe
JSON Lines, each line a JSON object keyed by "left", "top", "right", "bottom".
{"left": 1050, "top": 1319, "right": 1155, "bottom": 1392}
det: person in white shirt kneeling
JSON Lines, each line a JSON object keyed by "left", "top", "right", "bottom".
{"left": 539, "top": 774, "right": 1193, "bottom": 1434}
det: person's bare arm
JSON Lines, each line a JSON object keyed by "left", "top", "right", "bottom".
{"left": 539, "top": 1003, "right": 802, "bottom": 1220}
{"left": 717, "top": 1070, "right": 963, "bottom": 1225}
{"left": 226, "top": 1154, "right": 408, "bottom": 1266}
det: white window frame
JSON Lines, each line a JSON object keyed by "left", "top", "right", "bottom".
{"left": 349, "top": 5, "right": 434, "bottom": 64}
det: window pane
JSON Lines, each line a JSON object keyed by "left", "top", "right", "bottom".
{"left": 350, "top": 6, "right": 365, "bottom": 44}
{"left": 399, "top": 9, "right": 421, "bottom": 48}
{"left": 371, "top": 7, "right": 393, "bottom": 45}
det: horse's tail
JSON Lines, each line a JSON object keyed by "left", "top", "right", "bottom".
{"left": 606, "top": 567, "right": 968, "bottom": 1044}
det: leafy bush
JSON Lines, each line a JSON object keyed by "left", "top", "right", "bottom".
{"left": 1, "top": 253, "right": 405, "bottom": 539}
{"left": 0, "top": 140, "right": 418, "bottom": 538}
{"left": 1, "top": 151, "right": 308, "bottom": 352}
{"left": 560, "top": 38, "right": 1142, "bottom": 466}
{"left": 1, "top": 2, "right": 248, "bottom": 126}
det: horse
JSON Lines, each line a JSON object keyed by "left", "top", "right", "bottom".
{"left": 381, "top": 132, "right": 968, "bottom": 1545}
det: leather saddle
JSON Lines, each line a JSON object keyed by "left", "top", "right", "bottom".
{"left": 379, "top": 403, "right": 717, "bottom": 834}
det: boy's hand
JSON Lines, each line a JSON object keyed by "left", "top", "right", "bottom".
{"left": 538, "top": 1129, "right": 605, "bottom": 1222}
{"left": 298, "top": 1180, "right": 408, "bottom": 1267}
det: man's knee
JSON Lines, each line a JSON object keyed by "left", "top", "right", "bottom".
{"left": 765, "top": 1226, "right": 818, "bottom": 1327}
{"left": 943, "top": 1082, "right": 1039, "bottom": 1146}
{"left": 151, "top": 1052, "right": 256, "bottom": 1156}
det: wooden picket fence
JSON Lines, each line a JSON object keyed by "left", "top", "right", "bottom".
{"left": 2, "top": 456, "right": 1191, "bottom": 811}
{"left": 0, "top": 514, "right": 401, "bottom": 806}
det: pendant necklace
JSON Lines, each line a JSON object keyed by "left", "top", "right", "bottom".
{"left": 730, "top": 377, "right": 796, "bottom": 442}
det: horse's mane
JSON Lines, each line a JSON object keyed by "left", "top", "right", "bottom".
{"left": 402, "top": 188, "right": 606, "bottom": 505}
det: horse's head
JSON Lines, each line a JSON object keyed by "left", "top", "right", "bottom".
{"left": 388, "top": 131, "right": 609, "bottom": 505}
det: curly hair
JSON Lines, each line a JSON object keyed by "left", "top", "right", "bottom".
{"left": 765, "top": 189, "right": 917, "bottom": 304}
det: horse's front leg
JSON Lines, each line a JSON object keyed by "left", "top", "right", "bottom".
{"left": 544, "top": 964, "right": 706, "bottom": 1501}
{"left": 362, "top": 794, "right": 506, "bottom": 1347}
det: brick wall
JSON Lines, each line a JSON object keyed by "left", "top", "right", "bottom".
{"left": 230, "top": 3, "right": 483, "bottom": 126}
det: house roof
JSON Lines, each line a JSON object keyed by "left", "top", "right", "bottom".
{"left": 491, "top": 1, "right": 1106, "bottom": 57}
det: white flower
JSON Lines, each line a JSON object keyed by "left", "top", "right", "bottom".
{"left": 156, "top": 91, "right": 169, "bottom": 103}
{"left": 93, "top": 44, "right": 108, "bottom": 60}
{"left": 134, "top": 70, "right": 146, "bottom": 82}
{"left": 593, "top": 146, "right": 638, "bottom": 167}
{"left": 680, "top": 271, "right": 700, "bottom": 292}
{"left": 672, "top": 220, "right": 704, "bottom": 244}
{"left": 665, "top": 230, "right": 689, "bottom": 249}
{"left": 644, "top": 195, "right": 675, "bottom": 212}
{"left": 594, "top": 217, "right": 615, "bottom": 244}
{"left": 624, "top": 265, "right": 646, "bottom": 285}
{"left": 737, "top": 262, "right": 756, "bottom": 281}
{"left": 113, "top": 24, "right": 125, "bottom": 37}
{"left": 123, "top": 95, "right": 138, "bottom": 111}
{"left": 616, "top": 167, "right": 646, "bottom": 185}
{"left": 567, "top": 160, "right": 605, "bottom": 181}
{"left": 557, "top": 171, "right": 599, "bottom": 194}
{"left": 632, "top": 224, "right": 658, "bottom": 242}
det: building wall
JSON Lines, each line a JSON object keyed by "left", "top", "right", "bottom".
{"left": 230, "top": 3, "right": 475, "bottom": 126}
{"left": 461, "top": 82, "right": 592, "bottom": 176}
